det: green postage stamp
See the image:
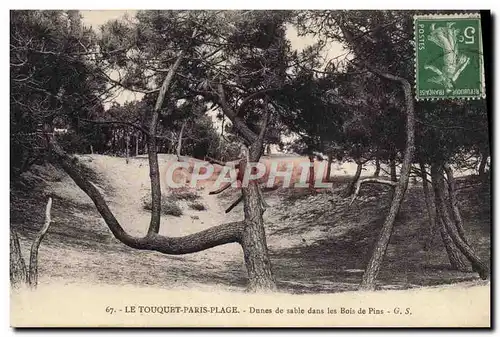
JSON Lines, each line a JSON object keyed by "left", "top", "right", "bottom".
{"left": 414, "top": 13, "right": 485, "bottom": 100}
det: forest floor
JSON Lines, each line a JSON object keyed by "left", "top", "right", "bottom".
{"left": 10, "top": 154, "right": 491, "bottom": 294}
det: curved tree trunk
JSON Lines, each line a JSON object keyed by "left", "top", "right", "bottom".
{"left": 431, "top": 164, "right": 489, "bottom": 279}
{"left": 443, "top": 164, "right": 468, "bottom": 243}
{"left": 431, "top": 181, "right": 469, "bottom": 271}
{"left": 444, "top": 164, "right": 482, "bottom": 274}
{"left": 419, "top": 162, "right": 436, "bottom": 250}
{"left": 48, "top": 135, "right": 245, "bottom": 253}
{"left": 374, "top": 158, "right": 380, "bottom": 177}
{"left": 28, "top": 197, "right": 52, "bottom": 288}
{"left": 45, "top": 47, "right": 277, "bottom": 292}
{"left": 360, "top": 73, "right": 415, "bottom": 290}
{"left": 343, "top": 161, "right": 362, "bottom": 197}
{"left": 437, "top": 215, "right": 469, "bottom": 271}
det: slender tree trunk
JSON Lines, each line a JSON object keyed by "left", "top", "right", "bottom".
{"left": 338, "top": 24, "right": 420, "bottom": 289}
{"left": 432, "top": 179, "right": 469, "bottom": 271}
{"left": 344, "top": 161, "right": 362, "bottom": 197}
{"left": 443, "top": 164, "right": 468, "bottom": 244}
{"left": 308, "top": 154, "right": 315, "bottom": 191}
{"left": 419, "top": 162, "right": 436, "bottom": 250}
{"left": 390, "top": 157, "right": 397, "bottom": 182}
{"left": 431, "top": 164, "right": 489, "bottom": 279}
{"left": 125, "top": 133, "right": 130, "bottom": 164}
{"left": 28, "top": 197, "right": 52, "bottom": 288}
{"left": 374, "top": 158, "right": 380, "bottom": 177}
{"left": 360, "top": 74, "right": 415, "bottom": 290}
{"left": 135, "top": 133, "right": 139, "bottom": 157}
{"left": 10, "top": 230, "right": 27, "bottom": 287}
{"left": 146, "top": 51, "right": 186, "bottom": 236}
{"left": 326, "top": 154, "right": 333, "bottom": 182}
{"left": 176, "top": 121, "right": 186, "bottom": 159}
{"left": 11, "top": 197, "right": 53, "bottom": 289}
{"left": 437, "top": 213, "right": 469, "bottom": 271}
{"left": 147, "top": 116, "right": 167, "bottom": 229}
{"left": 112, "top": 130, "right": 117, "bottom": 155}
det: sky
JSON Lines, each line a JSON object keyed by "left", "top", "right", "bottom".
{"left": 81, "top": 10, "right": 134, "bottom": 28}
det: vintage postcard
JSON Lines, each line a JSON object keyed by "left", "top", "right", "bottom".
{"left": 10, "top": 9, "right": 491, "bottom": 327}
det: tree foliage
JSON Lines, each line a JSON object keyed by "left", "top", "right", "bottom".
{"left": 11, "top": 10, "right": 490, "bottom": 291}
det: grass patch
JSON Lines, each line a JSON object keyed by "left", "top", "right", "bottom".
{"left": 189, "top": 202, "right": 207, "bottom": 211}
{"left": 142, "top": 194, "right": 183, "bottom": 217}
{"left": 170, "top": 188, "right": 200, "bottom": 201}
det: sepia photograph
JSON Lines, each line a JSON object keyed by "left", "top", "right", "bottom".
{"left": 9, "top": 9, "right": 491, "bottom": 327}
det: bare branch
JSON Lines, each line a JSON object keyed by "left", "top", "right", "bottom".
{"left": 96, "top": 68, "right": 160, "bottom": 94}
{"left": 209, "top": 182, "right": 232, "bottom": 195}
{"left": 28, "top": 197, "right": 52, "bottom": 288}
{"left": 236, "top": 87, "right": 280, "bottom": 116}
{"left": 217, "top": 84, "right": 258, "bottom": 145}
{"left": 204, "top": 156, "right": 241, "bottom": 168}
{"left": 226, "top": 195, "right": 243, "bottom": 213}
{"left": 349, "top": 178, "right": 398, "bottom": 206}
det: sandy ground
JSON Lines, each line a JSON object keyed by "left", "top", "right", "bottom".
{"left": 11, "top": 154, "right": 491, "bottom": 293}
{"left": 10, "top": 153, "right": 491, "bottom": 326}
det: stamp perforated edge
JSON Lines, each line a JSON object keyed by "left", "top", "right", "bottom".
{"left": 413, "top": 12, "right": 486, "bottom": 101}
